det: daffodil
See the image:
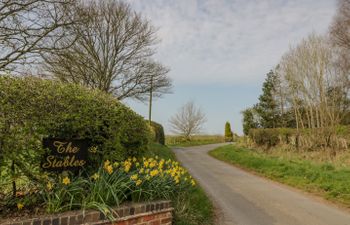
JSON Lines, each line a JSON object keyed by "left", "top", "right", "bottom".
{"left": 191, "top": 179, "right": 196, "bottom": 186}
{"left": 17, "top": 203, "right": 24, "bottom": 210}
{"left": 62, "top": 177, "right": 71, "bottom": 185}
{"left": 47, "top": 181, "right": 53, "bottom": 190}
{"left": 131, "top": 174, "right": 138, "bottom": 181}
{"left": 136, "top": 179, "right": 142, "bottom": 186}
{"left": 124, "top": 165, "right": 131, "bottom": 173}
{"left": 91, "top": 173, "right": 100, "bottom": 180}
{"left": 106, "top": 165, "right": 113, "bottom": 174}
{"left": 104, "top": 160, "right": 110, "bottom": 167}
{"left": 150, "top": 169, "right": 159, "bottom": 177}
{"left": 149, "top": 161, "right": 156, "bottom": 168}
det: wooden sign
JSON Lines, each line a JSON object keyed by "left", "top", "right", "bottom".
{"left": 41, "top": 138, "right": 90, "bottom": 172}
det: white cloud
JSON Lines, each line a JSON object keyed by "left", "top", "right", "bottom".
{"left": 129, "top": 0, "right": 337, "bottom": 85}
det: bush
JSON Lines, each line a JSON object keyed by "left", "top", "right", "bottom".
{"left": 224, "top": 122, "right": 233, "bottom": 142}
{"left": 148, "top": 121, "right": 165, "bottom": 145}
{"left": 248, "top": 129, "right": 280, "bottom": 147}
{"left": 0, "top": 76, "right": 150, "bottom": 184}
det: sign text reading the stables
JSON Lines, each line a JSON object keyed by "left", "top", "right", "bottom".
{"left": 41, "top": 138, "right": 89, "bottom": 171}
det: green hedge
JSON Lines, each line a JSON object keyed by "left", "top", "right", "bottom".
{"left": 148, "top": 121, "right": 165, "bottom": 145}
{"left": 0, "top": 76, "right": 150, "bottom": 181}
{"left": 248, "top": 127, "right": 350, "bottom": 149}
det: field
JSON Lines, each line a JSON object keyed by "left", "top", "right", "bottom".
{"left": 209, "top": 144, "right": 350, "bottom": 207}
{"left": 165, "top": 135, "right": 225, "bottom": 147}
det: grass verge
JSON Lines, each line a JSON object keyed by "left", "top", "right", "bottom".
{"left": 209, "top": 144, "right": 350, "bottom": 207}
{"left": 166, "top": 135, "right": 224, "bottom": 147}
{"left": 148, "top": 143, "right": 215, "bottom": 225}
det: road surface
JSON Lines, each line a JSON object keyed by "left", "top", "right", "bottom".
{"left": 173, "top": 143, "right": 350, "bottom": 225}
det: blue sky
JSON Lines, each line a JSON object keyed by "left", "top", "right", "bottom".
{"left": 125, "top": 0, "right": 338, "bottom": 135}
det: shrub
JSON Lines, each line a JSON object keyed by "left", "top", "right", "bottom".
{"left": 148, "top": 121, "right": 165, "bottom": 145}
{"left": 248, "top": 129, "right": 280, "bottom": 147}
{"left": 224, "top": 122, "right": 233, "bottom": 142}
{"left": 0, "top": 76, "right": 150, "bottom": 184}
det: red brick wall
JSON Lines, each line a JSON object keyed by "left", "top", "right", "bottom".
{"left": 2, "top": 201, "right": 172, "bottom": 225}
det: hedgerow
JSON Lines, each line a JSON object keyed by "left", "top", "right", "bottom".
{"left": 148, "top": 121, "right": 165, "bottom": 145}
{"left": 248, "top": 127, "right": 350, "bottom": 150}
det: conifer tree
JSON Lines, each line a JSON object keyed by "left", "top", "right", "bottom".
{"left": 224, "top": 122, "right": 233, "bottom": 142}
{"left": 255, "top": 70, "right": 282, "bottom": 128}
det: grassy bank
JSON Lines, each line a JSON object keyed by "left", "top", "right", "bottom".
{"left": 209, "top": 144, "right": 350, "bottom": 207}
{"left": 166, "top": 135, "right": 224, "bottom": 147}
{"left": 148, "top": 143, "right": 215, "bottom": 225}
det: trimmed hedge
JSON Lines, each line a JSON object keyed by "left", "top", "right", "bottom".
{"left": 248, "top": 127, "right": 350, "bottom": 150}
{"left": 148, "top": 121, "right": 165, "bottom": 145}
{"left": 0, "top": 76, "right": 150, "bottom": 181}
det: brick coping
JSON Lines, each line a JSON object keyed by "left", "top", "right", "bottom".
{"left": 1, "top": 200, "right": 172, "bottom": 225}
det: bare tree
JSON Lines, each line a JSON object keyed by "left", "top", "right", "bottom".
{"left": 169, "top": 101, "right": 207, "bottom": 139}
{"left": 329, "top": 0, "right": 350, "bottom": 117}
{"left": 330, "top": 0, "right": 350, "bottom": 50}
{"left": 0, "top": 0, "right": 77, "bottom": 73}
{"left": 278, "top": 34, "right": 349, "bottom": 129}
{"left": 43, "top": 0, "right": 172, "bottom": 101}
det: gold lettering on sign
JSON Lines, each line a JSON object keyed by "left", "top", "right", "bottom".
{"left": 42, "top": 155, "right": 86, "bottom": 169}
{"left": 53, "top": 141, "right": 80, "bottom": 153}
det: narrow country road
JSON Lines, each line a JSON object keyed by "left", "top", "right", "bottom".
{"left": 173, "top": 143, "right": 350, "bottom": 225}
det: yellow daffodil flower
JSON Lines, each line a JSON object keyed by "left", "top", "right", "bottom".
{"left": 191, "top": 179, "right": 196, "bottom": 186}
{"left": 131, "top": 174, "right": 138, "bottom": 181}
{"left": 47, "top": 181, "right": 53, "bottom": 190}
{"left": 150, "top": 169, "right": 159, "bottom": 177}
{"left": 136, "top": 179, "right": 142, "bottom": 186}
{"left": 17, "top": 203, "right": 24, "bottom": 210}
{"left": 106, "top": 165, "right": 113, "bottom": 174}
{"left": 91, "top": 173, "right": 100, "bottom": 180}
{"left": 62, "top": 177, "right": 70, "bottom": 185}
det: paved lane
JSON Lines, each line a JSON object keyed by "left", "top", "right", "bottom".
{"left": 173, "top": 143, "right": 350, "bottom": 225}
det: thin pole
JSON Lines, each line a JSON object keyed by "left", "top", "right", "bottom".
{"left": 148, "top": 76, "right": 153, "bottom": 125}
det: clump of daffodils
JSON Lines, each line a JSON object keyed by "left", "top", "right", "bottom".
{"left": 96, "top": 157, "right": 196, "bottom": 188}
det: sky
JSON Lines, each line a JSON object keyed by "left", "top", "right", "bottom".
{"left": 125, "top": 0, "right": 338, "bottom": 135}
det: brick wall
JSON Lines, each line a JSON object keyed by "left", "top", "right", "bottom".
{"left": 2, "top": 201, "right": 172, "bottom": 225}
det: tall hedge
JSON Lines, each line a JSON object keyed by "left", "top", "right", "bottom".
{"left": 0, "top": 76, "right": 150, "bottom": 181}
{"left": 148, "top": 121, "right": 165, "bottom": 145}
{"left": 248, "top": 127, "right": 350, "bottom": 150}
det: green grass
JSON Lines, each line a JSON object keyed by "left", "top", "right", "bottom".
{"left": 209, "top": 144, "right": 350, "bottom": 207}
{"left": 145, "top": 143, "right": 177, "bottom": 159}
{"left": 148, "top": 143, "right": 215, "bottom": 225}
{"left": 166, "top": 135, "right": 224, "bottom": 147}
